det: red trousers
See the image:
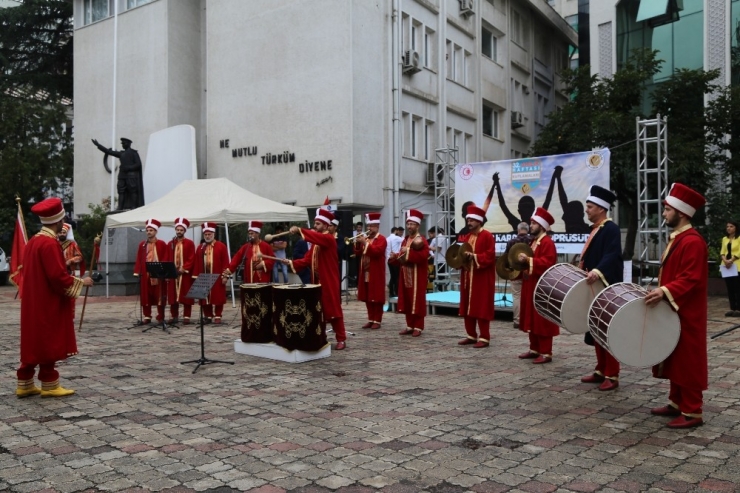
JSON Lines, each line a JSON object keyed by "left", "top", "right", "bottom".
{"left": 170, "top": 302, "right": 193, "bottom": 319}
{"left": 322, "top": 317, "right": 347, "bottom": 342}
{"left": 365, "top": 301, "right": 384, "bottom": 323}
{"left": 669, "top": 381, "right": 703, "bottom": 417}
{"left": 528, "top": 332, "right": 553, "bottom": 356}
{"left": 404, "top": 313, "right": 425, "bottom": 331}
{"left": 594, "top": 343, "right": 620, "bottom": 378}
{"left": 464, "top": 317, "right": 491, "bottom": 342}
{"left": 17, "top": 362, "right": 58, "bottom": 384}
{"left": 202, "top": 304, "right": 224, "bottom": 318}
{"left": 143, "top": 304, "right": 165, "bottom": 321}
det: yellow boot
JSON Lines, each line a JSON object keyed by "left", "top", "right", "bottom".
{"left": 40, "top": 381, "right": 75, "bottom": 398}
{"left": 16, "top": 379, "right": 41, "bottom": 398}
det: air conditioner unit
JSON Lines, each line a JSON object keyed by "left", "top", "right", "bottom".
{"left": 459, "top": 0, "right": 475, "bottom": 17}
{"left": 426, "top": 163, "right": 436, "bottom": 184}
{"left": 402, "top": 50, "right": 422, "bottom": 74}
{"left": 511, "top": 111, "right": 524, "bottom": 128}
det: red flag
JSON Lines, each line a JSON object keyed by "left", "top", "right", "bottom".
{"left": 9, "top": 200, "right": 28, "bottom": 295}
{"left": 323, "top": 196, "right": 330, "bottom": 206}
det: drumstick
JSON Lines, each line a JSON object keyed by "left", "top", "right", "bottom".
{"left": 256, "top": 254, "right": 283, "bottom": 262}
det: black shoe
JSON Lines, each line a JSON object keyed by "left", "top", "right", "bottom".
{"left": 732, "top": 311, "right": 740, "bottom": 317}
{"left": 726, "top": 311, "right": 735, "bottom": 317}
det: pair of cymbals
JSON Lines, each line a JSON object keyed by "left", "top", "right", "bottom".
{"left": 495, "top": 255, "right": 519, "bottom": 280}
{"left": 508, "top": 243, "right": 534, "bottom": 271}
{"left": 446, "top": 242, "right": 473, "bottom": 269}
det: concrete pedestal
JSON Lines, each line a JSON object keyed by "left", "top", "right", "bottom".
{"left": 234, "top": 340, "right": 331, "bottom": 363}
{"left": 93, "top": 226, "right": 146, "bottom": 297}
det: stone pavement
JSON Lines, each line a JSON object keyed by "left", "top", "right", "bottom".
{"left": 1, "top": 285, "right": 739, "bottom": 493}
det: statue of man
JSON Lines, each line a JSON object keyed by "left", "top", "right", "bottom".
{"left": 92, "top": 137, "right": 145, "bottom": 211}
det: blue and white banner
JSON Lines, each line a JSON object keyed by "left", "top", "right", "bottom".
{"left": 455, "top": 149, "right": 610, "bottom": 254}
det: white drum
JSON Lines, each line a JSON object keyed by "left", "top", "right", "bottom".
{"left": 534, "top": 263, "right": 606, "bottom": 334}
{"left": 588, "top": 282, "right": 680, "bottom": 368}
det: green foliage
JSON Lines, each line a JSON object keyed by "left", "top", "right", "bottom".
{"left": 0, "top": 95, "right": 73, "bottom": 254}
{"left": 531, "top": 48, "right": 737, "bottom": 258}
{"left": 75, "top": 200, "right": 110, "bottom": 269}
{"left": 0, "top": 0, "right": 74, "bottom": 102}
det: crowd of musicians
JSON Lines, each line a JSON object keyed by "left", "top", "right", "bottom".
{"left": 15, "top": 182, "right": 709, "bottom": 429}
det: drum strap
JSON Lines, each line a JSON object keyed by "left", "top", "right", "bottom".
{"left": 659, "top": 231, "right": 690, "bottom": 282}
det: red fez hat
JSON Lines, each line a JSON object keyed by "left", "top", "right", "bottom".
{"left": 202, "top": 222, "right": 216, "bottom": 233}
{"left": 465, "top": 205, "right": 486, "bottom": 223}
{"left": 315, "top": 208, "right": 335, "bottom": 225}
{"left": 31, "top": 198, "right": 65, "bottom": 225}
{"left": 405, "top": 209, "right": 423, "bottom": 224}
{"left": 248, "top": 221, "right": 263, "bottom": 233}
{"left": 531, "top": 207, "right": 555, "bottom": 231}
{"left": 365, "top": 212, "right": 381, "bottom": 225}
{"left": 145, "top": 218, "right": 161, "bottom": 231}
{"left": 664, "top": 183, "right": 705, "bottom": 218}
{"left": 174, "top": 217, "right": 190, "bottom": 229}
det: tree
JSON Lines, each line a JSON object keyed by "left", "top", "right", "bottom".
{"left": 0, "top": 0, "right": 73, "bottom": 255}
{"left": 0, "top": 0, "right": 73, "bottom": 102}
{"left": 531, "top": 49, "right": 661, "bottom": 258}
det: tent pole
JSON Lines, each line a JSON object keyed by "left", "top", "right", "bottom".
{"left": 105, "top": 227, "right": 109, "bottom": 298}
{"left": 224, "top": 222, "right": 236, "bottom": 307}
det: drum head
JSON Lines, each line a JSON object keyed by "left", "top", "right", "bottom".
{"left": 606, "top": 299, "right": 680, "bottom": 368}
{"left": 560, "top": 277, "right": 605, "bottom": 334}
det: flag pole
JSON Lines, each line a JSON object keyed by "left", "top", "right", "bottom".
{"left": 14, "top": 195, "right": 28, "bottom": 242}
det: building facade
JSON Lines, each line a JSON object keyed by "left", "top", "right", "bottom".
{"left": 73, "top": 0, "right": 576, "bottom": 232}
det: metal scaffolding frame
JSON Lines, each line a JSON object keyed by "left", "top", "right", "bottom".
{"left": 431, "top": 145, "right": 458, "bottom": 291}
{"left": 636, "top": 115, "right": 669, "bottom": 286}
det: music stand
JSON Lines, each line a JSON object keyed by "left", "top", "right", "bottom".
{"left": 142, "top": 261, "right": 179, "bottom": 334}
{"left": 180, "top": 273, "right": 234, "bottom": 373}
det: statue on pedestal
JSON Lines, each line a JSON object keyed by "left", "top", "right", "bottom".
{"left": 92, "top": 137, "right": 145, "bottom": 211}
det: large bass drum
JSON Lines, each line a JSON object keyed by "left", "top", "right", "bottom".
{"left": 240, "top": 283, "right": 273, "bottom": 343}
{"left": 534, "top": 263, "right": 605, "bottom": 334}
{"left": 588, "top": 282, "right": 680, "bottom": 367}
{"left": 272, "top": 284, "right": 327, "bottom": 351}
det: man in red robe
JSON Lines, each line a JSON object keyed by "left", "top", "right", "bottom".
{"left": 17, "top": 198, "right": 94, "bottom": 398}
{"left": 389, "top": 209, "right": 429, "bottom": 338}
{"left": 516, "top": 207, "right": 558, "bottom": 364}
{"left": 192, "top": 222, "right": 231, "bottom": 324}
{"left": 354, "top": 212, "right": 388, "bottom": 329}
{"left": 133, "top": 219, "right": 169, "bottom": 324}
{"left": 224, "top": 221, "right": 275, "bottom": 284}
{"left": 58, "top": 223, "right": 83, "bottom": 275}
{"left": 456, "top": 205, "right": 497, "bottom": 348}
{"left": 167, "top": 217, "right": 196, "bottom": 325}
{"left": 645, "top": 183, "right": 708, "bottom": 429}
{"left": 287, "top": 208, "right": 348, "bottom": 350}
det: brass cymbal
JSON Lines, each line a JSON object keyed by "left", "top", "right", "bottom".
{"left": 495, "top": 254, "right": 520, "bottom": 280}
{"left": 508, "top": 243, "right": 534, "bottom": 271}
{"left": 445, "top": 242, "right": 473, "bottom": 269}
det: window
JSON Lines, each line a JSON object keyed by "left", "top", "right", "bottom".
{"left": 424, "top": 122, "right": 431, "bottom": 161}
{"left": 482, "top": 104, "right": 499, "bottom": 138}
{"left": 511, "top": 9, "right": 529, "bottom": 49}
{"left": 127, "top": 0, "right": 153, "bottom": 8}
{"left": 411, "top": 118, "right": 418, "bottom": 158}
{"left": 84, "top": 0, "right": 114, "bottom": 24}
{"left": 482, "top": 27, "right": 498, "bottom": 62}
{"left": 424, "top": 27, "right": 436, "bottom": 69}
{"left": 446, "top": 41, "right": 469, "bottom": 86}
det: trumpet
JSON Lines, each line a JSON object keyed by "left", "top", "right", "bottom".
{"left": 345, "top": 230, "right": 373, "bottom": 245}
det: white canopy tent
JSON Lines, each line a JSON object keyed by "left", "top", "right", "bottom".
{"left": 104, "top": 177, "right": 309, "bottom": 228}
{"left": 103, "top": 178, "right": 309, "bottom": 301}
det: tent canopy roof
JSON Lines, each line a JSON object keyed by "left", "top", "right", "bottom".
{"left": 104, "top": 178, "right": 308, "bottom": 229}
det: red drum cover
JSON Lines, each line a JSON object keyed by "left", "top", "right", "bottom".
{"left": 240, "top": 283, "right": 273, "bottom": 343}
{"left": 272, "top": 284, "right": 327, "bottom": 351}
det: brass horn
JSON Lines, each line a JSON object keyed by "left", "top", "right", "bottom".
{"left": 264, "top": 230, "right": 291, "bottom": 242}
{"left": 508, "top": 243, "right": 534, "bottom": 271}
{"left": 345, "top": 230, "right": 372, "bottom": 245}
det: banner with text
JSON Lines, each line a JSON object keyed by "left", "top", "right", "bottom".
{"left": 455, "top": 150, "right": 610, "bottom": 254}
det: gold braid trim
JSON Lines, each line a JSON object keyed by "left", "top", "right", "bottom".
{"left": 65, "top": 276, "right": 84, "bottom": 298}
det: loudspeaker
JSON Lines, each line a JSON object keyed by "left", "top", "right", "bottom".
{"left": 334, "top": 210, "right": 354, "bottom": 240}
